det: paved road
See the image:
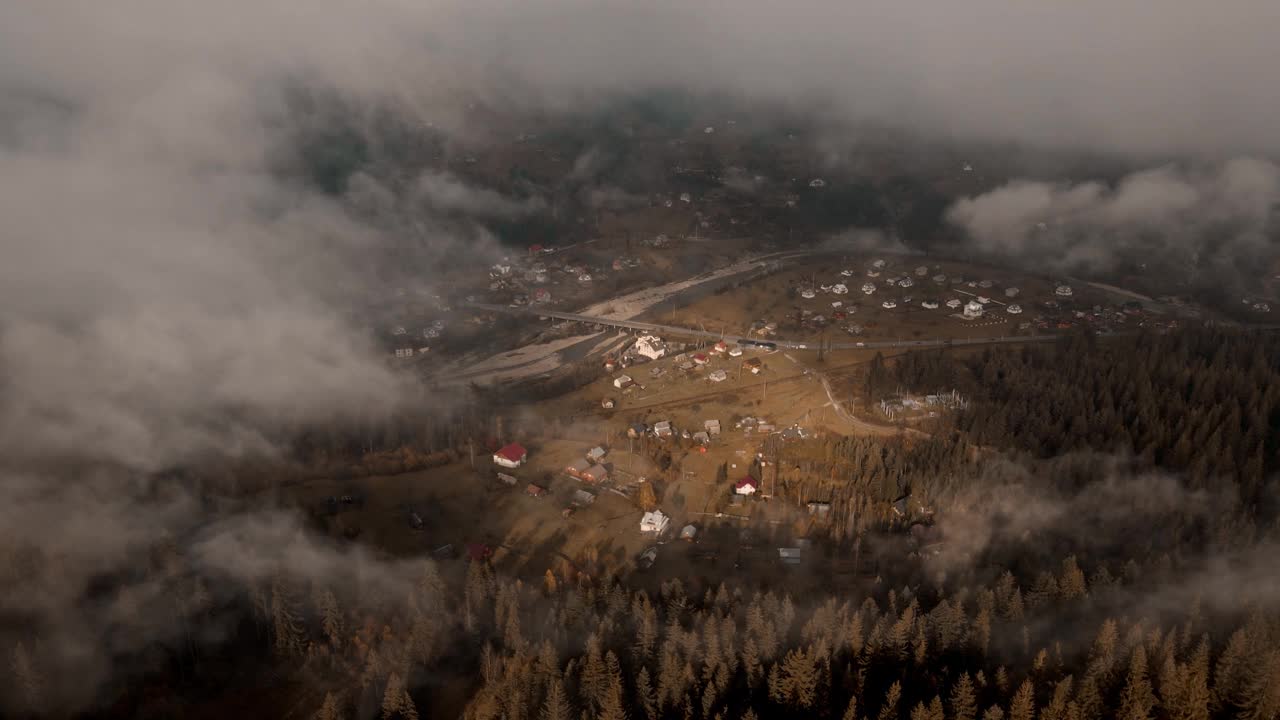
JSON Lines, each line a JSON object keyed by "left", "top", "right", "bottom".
{"left": 470, "top": 302, "right": 1064, "bottom": 351}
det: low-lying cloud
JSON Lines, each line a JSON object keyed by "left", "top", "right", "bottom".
{"left": 945, "top": 158, "right": 1280, "bottom": 271}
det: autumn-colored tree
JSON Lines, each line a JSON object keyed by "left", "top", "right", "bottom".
{"left": 877, "top": 681, "right": 902, "bottom": 720}
{"left": 540, "top": 679, "right": 572, "bottom": 720}
{"left": 950, "top": 673, "right": 977, "bottom": 720}
{"left": 1008, "top": 680, "right": 1035, "bottom": 720}
{"left": 1118, "top": 645, "right": 1156, "bottom": 720}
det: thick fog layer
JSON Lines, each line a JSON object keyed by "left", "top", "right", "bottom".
{"left": 946, "top": 158, "right": 1280, "bottom": 271}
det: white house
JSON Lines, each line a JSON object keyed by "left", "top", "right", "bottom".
{"left": 633, "top": 335, "right": 667, "bottom": 361}
{"left": 800, "top": 288, "right": 816, "bottom": 299}
{"left": 394, "top": 348, "right": 415, "bottom": 359}
{"left": 708, "top": 369, "right": 728, "bottom": 382}
{"left": 861, "top": 283, "right": 877, "bottom": 295}
{"left": 640, "top": 510, "right": 670, "bottom": 534}
{"left": 963, "top": 301, "right": 985, "bottom": 319}
{"left": 613, "top": 374, "right": 634, "bottom": 389}
{"left": 808, "top": 178, "right": 826, "bottom": 188}
{"left": 1006, "top": 304, "right": 1023, "bottom": 314}
{"left": 1055, "top": 285, "right": 1074, "bottom": 298}
{"left": 882, "top": 300, "right": 897, "bottom": 309}
{"left": 832, "top": 283, "right": 848, "bottom": 295}
{"left": 946, "top": 298, "right": 962, "bottom": 309}
{"left": 493, "top": 443, "right": 528, "bottom": 469}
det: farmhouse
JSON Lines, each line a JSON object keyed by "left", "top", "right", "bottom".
{"left": 640, "top": 510, "right": 670, "bottom": 534}
{"left": 633, "top": 335, "right": 667, "bottom": 361}
{"left": 493, "top": 443, "right": 528, "bottom": 469}
{"left": 734, "top": 477, "right": 758, "bottom": 496}
{"left": 613, "top": 374, "right": 634, "bottom": 389}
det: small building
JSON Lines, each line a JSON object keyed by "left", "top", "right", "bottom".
{"left": 708, "top": 369, "right": 728, "bottom": 382}
{"left": 946, "top": 298, "right": 962, "bottom": 309}
{"left": 601, "top": 397, "right": 615, "bottom": 409}
{"left": 653, "top": 420, "right": 673, "bottom": 438}
{"left": 807, "top": 501, "right": 832, "bottom": 516}
{"left": 692, "top": 353, "right": 709, "bottom": 365}
{"left": 394, "top": 348, "right": 415, "bottom": 358}
{"left": 778, "top": 547, "right": 803, "bottom": 566}
{"left": 680, "top": 524, "right": 698, "bottom": 541}
{"left": 692, "top": 431, "right": 710, "bottom": 444}
{"left": 743, "top": 357, "right": 763, "bottom": 374}
{"left": 704, "top": 419, "right": 721, "bottom": 436}
{"left": 727, "top": 346, "right": 743, "bottom": 358}
{"left": 1005, "top": 287, "right": 1020, "bottom": 298}
{"left": 633, "top": 335, "right": 667, "bottom": 360}
{"left": 587, "top": 446, "right": 607, "bottom": 463}
{"left": 565, "top": 458, "right": 592, "bottom": 479}
{"left": 713, "top": 340, "right": 729, "bottom": 354}
{"left": 628, "top": 423, "right": 647, "bottom": 439}
{"left": 734, "top": 477, "right": 758, "bottom": 496}
{"left": 640, "top": 510, "right": 670, "bottom": 534}
{"left": 582, "top": 464, "right": 609, "bottom": 484}
{"left": 497, "top": 472, "right": 519, "bottom": 486}
{"left": 525, "top": 484, "right": 547, "bottom": 498}
{"left": 493, "top": 443, "right": 528, "bottom": 469}
{"left": 613, "top": 374, "right": 634, "bottom": 389}
{"left": 1055, "top": 285, "right": 1074, "bottom": 298}
{"left": 573, "top": 489, "right": 596, "bottom": 505}
{"left": 962, "top": 301, "right": 984, "bottom": 319}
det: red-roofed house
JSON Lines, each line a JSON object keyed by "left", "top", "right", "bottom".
{"left": 693, "top": 353, "right": 709, "bottom": 365}
{"left": 734, "top": 477, "right": 758, "bottom": 496}
{"left": 493, "top": 443, "right": 528, "bottom": 469}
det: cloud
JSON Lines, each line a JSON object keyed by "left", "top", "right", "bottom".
{"left": 414, "top": 170, "right": 546, "bottom": 218}
{"left": 945, "top": 158, "right": 1280, "bottom": 271}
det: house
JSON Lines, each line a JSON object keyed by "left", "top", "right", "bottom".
{"left": 613, "top": 374, "right": 634, "bottom": 389}
{"left": 640, "top": 510, "right": 670, "bottom": 534}
{"left": 531, "top": 288, "right": 551, "bottom": 304}
{"left": 525, "top": 484, "right": 547, "bottom": 498}
{"left": 915, "top": 265, "right": 930, "bottom": 277}
{"left": 704, "top": 419, "right": 721, "bottom": 436}
{"left": 394, "top": 348, "right": 415, "bottom": 358}
{"left": 692, "top": 431, "right": 710, "bottom": 444}
{"left": 601, "top": 397, "right": 616, "bottom": 409}
{"left": 1055, "top": 285, "right": 1074, "bottom": 298}
{"left": 1005, "top": 287, "right": 1020, "bottom": 298}
{"left": 582, "top": 465, "right": 609, "bottom": 484}
{"left": 692, "top": 353, "right": 709, "bottom": 365}
{"left": 565, "top": 458, "right": 592, "bottom": 479}
{"left": 633, "top": 335, "right": 667, "bottom": 360}
{"left": 497, "top": 472, "right": 519, "bottom": 486}
{"left": 727, "top": 346, "right": 743, "bottom": 358}
{"left": 713, "top": 340, "right": 729, "bottom": 354}
{"left": 573, "top": 489, "right": 596, "bottom": 505}
{"left": 743, "top": 357, "right": 763, "bottom": 374}
{"left": 680, "top": 524, "right": 698, "bottom": 541}
{"left": 862, "top": 283, "right": 877, "bottom": 295}
{"left": 946, "top": 298, "right": 962, "bottom": 309}
{"left": 708, "top": 369, "right": 728, "bottom": 382}
{"left": 587, "top": 446, "right": 607, "bottom": 463}
{"left": 778, "top": 547, "right": 803, "bottom": 566}
{"left": 1006, "top": 304, "right": 1023, "bottom": 314}
{"left": 962, "top": 301, "right": 984, "bottom": 319}
{"left": 832, "top": 283, "right": 848, "bottom": 295}
{"left": 734, "top": 477, "right": 758, "bottom": 496}
{"left": 493, "top": 443, "right": 528, "bottom": 469}
{"left": 807, "top": 501, "right": 832, "bottom": 516}
{"left": 653, "top": 420, "right": 673, "bottom": 438}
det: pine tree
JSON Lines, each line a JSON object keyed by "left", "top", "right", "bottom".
{"left": 315, "top": 691, "right": 344, "bottom": 720}
{"left": 541, "top": 678, "right": 573, "bottom": 720}
{"left": 636, "top": 667, "right": 658, "bottom": 720}
{"left": 598, "top": 679, "right": 628, "bottom": 720}
{"left": 1213, "top": 627, "right": 1251, "bottom": 711}
{"left": 1040, "top": 676, "right": 1073, "bottom": 720}
{"left": 380, "top": 673, "right": 419, "bottom": 720}
{"left": 1008, "top": 680, "right": 1034, "bottom": 720}
{"left": 1238, "top": 650, "right": 1280, "bottom": 720}
{"left": 1057, "top": 556, "right": 1087, "bottom": 600}
{"left": 11, "top": 642, "right": 44, "bottom": 715}
{"left": 980, "top": 707, "right": 1004, "bottom": 720}
{"left": 842, "top": 694, "right": 858, "bottom": 720}
{"left": 742, "top": 638, "right": 764, "bottom": 689}
{"left": 878, "top": 681, "right": 902, "bottom": 720}
{"left": 950, "top": 673, "right": 977, "bottom": 720}
{"left": 637, "top": 481, "right": 658, "bottom": 512}
{"left": 271, "top": 575, "right": 307, "bottom": 658}
{"left": 1118, "top": 645, "right": 1156, "bottom": 720}
{"left": 1170, "top": 638, "right": 1210, "bottom": 720}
